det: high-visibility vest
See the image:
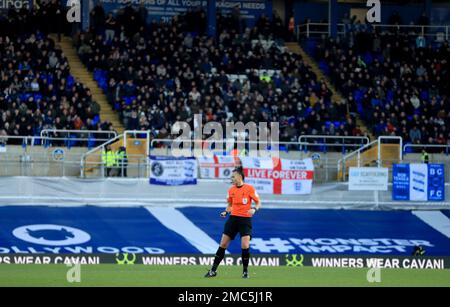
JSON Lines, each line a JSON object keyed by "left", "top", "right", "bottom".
{"left": 112, "top": 151, "right": 118, "bottom": 166}
{"left": 260, "top": 74, "right": 271, "bottom": 83}
{"left": 421, "top": 152, "right": 429, "bottom": 163}
{"left": 117, "top": 151, "right": 127, "bottom": 164}
{"left": 102, "top": 150, "right": 107, "bottom": 164}
{"left": 102, "top": 150, "right": 116, "bottom": 167}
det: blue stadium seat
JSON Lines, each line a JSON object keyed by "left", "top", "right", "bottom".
{"left": 92, "top": 115, "right": 100, "bottom": 125}
{"left": 67, "top": 75, "right": 75, "bottom": 87}
{"left": 420, "top": 90, "right": 429, "bottom": 102}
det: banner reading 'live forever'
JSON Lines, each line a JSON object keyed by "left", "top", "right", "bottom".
{"left": 241, "top": 157, "right": 314, "bottom": 195}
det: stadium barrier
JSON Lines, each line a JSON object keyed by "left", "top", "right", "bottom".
{"left": 403, "top": 144, "right": 450, "bottom": 156}
{"left": 297, "top": 135, "right": 370, "bottom": 155}
{"left": 338, "top": 136, "right": 402, "bottom": 180}
{"left": 1, "top": 149, "right": 450, "bottom": 183}
{"left": 0, "top": 131, "right": 117, "bottom": 148}
{"left": 0, "top": 176, "right": 448, "bottom": 208}
{"left": 81, "top": 130, "right": 151, "bottom": 178}
{"left": 1, "top": 133, "right": 450, "bottom": 183}
{"left": 0, "top": 147, "right": 150, "bottom": 177}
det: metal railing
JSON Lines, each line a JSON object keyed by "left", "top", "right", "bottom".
{"left": 6, "top": 132, "right": 450, "bottom": 182}
{"left": 80, "top": 155, "right": 150, "bottom": 178}
{"left": 298, "top": 135, "right": 370, "bottom": 153}
{"left": 150, "top": 136, "right": 372, "bottom": 155}
{"left": 0, "top": 130, "right": 118, "bottom": 148}
{"left": 0, "top": 151, "right": 85, "bottom": 177}
{"left": 403, "top": 144, "right": 450, "bottom": 155}
{"left": 296, "top": 22, "right": 450, "bottom": 40}
{"left": 337, "top": 136, "right": 402, "bottom": 180}
{"left": 40, "top": 129, "right": 117, "bottom": 144}
{"left": 150, "top": 138, "right": 303, "bottom": 157}
{"left": 2, "top": 143, "right": 449, "bottom": 182}
{"left": 80, "top": 130, "right": 151, "bottom": 178}
{"left": 0, "top": 152, "right": 149, "bottom": 178}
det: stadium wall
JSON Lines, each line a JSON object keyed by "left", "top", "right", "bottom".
{"left": 0, "top": 176, "right": 448, "bottom": 209}
{"left": 95, "top": 0, "right": 273, "bottom": 26}
{"left": 1, "top": 145, "right": 449, "bottom": 182}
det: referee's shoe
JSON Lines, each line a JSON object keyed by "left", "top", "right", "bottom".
{"left": 204, "top": 270, "right": 217, "bottom": 278}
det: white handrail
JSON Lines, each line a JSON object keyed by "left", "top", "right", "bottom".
{"left": 377, "top": 136, "right": 403, "bottom": 166}
{"left": 40, "top": 129, "right": 117, "bottom": 139}
{"left": 403, "top": 144, "right": 450, "bottom": 153}
{"left": 0, "top": 133, "right": 114, "bottom": 144}
{"left": 298, "top": 135, "right": 370, "bottom": 151}
{"left": 80, "top": 130, "right": 151, "bottom": 178}
{"left": 337, "top": 136, "right": 403, "bottom": 179}
{"left": 150, "top": 138, "right": 301, "bottom": 147}
{"left": 337, "top": 139, "right": 378, "bottom": 175}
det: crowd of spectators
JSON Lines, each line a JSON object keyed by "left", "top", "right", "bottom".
{"left": 0, "top": 5, "right": 113, "bottom": 144}
{"left": 314, "top": 29, "right": 449, "bottom": 149}
{"left": 0, "top": 0, "right": 70, "bottom": 38}
{"left": 78, "top": 3, "right": 357, "bottom": 149}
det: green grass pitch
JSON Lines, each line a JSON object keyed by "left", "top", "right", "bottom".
{"left": 1, "top": 265, "right": 450, "bottom": 287}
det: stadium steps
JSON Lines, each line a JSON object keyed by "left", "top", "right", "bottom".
{"left": 338, "top": 143, "right": 401, "bottom": 180}
{"left": 51, "top": 35, "right": 125, "bottom": 134}
{"left": 285, "top": 42, "right": 375, "bottom": 141}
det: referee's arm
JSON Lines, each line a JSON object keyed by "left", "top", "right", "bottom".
{"left": 220, "top": 200, "right": 232, "bottom": 218}
{"left": 226, "top": 200, "right": 232, "bottom": 214}
{"left": 248, "top": 189, "right": 261, "bottom": 216}
{"left": 254, "top": 199, "right": 261, "bottom": 211}
{"left": 248, "top": 198, "right": 261, "bottom": 216}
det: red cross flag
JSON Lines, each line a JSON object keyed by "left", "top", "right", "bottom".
{"left": 241, "top": 157, "right": 314, "bottom": 195}
{"left": 198, "top": 155, "right": 236, "bottom": 179}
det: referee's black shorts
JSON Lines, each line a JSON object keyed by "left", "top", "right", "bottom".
{"left": 223, "top": 215, "right": 252, "bottom": 240}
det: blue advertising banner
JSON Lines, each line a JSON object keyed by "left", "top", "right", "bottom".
{"left": 149, "top": 155, "right": 197, "bottom": 186}
{"left": 98, "top": 0, "right": 271, "bottom": 25}
{"left": 393, "top": 163, "right": 445, "bottom": 202}
{"left": 180, "top": 207, "right": 450, "bottom": 255}
{"left": 0, "top": 206, "right": 199, "bottom": 254}
{"left": 410, "top": 163, "right": 428, "bottom": 201}
{"left": 392, "top": 164, "right": 410, "bottom": 201}
{"left": 428, "top": 164, "right": 445, "bottom": 201}
{"left": 1, "top": 206, "right": 450, "bottom": 255}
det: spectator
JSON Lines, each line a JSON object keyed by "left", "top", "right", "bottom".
{"left": 0, "top": 27, "right": 111, "bottom": 140}
{"left": 315, "top": 31, "right": 449, "bottom": 145}
{"left": 409, "top": 126, "right": 421, "bottom": 144}
{"left": 76, "top": 5, "right": 360, "bottom": 151}
{"left": 105, "top": 13, "right": 117, "bottom": 42}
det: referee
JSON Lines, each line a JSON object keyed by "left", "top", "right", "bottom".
{"left": 205, "top": 167, "right": 261, "bottom": 279}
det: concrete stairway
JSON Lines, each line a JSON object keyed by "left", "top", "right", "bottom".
{"left": 51, "top": 35, "right": 124, "bottom": 134}
{"left": 285, "top": 42, "right": 374, "bottom": 141}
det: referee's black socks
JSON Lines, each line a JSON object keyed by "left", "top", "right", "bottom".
{"left": 212, "top": 246, "right": 226, "bottom": 271}
{"left": 242, "top": 248, "right": 250, "bottom": 272}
